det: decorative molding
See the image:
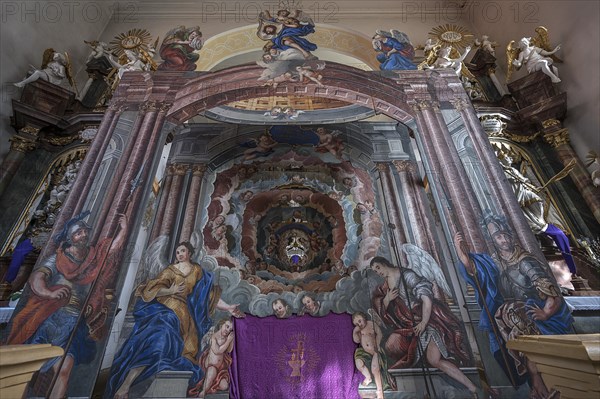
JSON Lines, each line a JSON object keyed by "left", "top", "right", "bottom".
{"left": 9, "top": 135, "right": 37, "bottom": 153}
{"left": 139, "top": 100, "right": 158, "bottom": 113}
{"left": 44, "top": 135, "right": 80, "bottom": 146}
{"left": 543, "top": 128, "right": 570, "bottom": 148}
{"left": 450, "top": 98, "right": 469, "bottom": 112}
{"left": 108, "top": 99, "right": 128, "bottom": 112}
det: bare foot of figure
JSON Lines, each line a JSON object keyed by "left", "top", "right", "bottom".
{"left": 360, "top": 376, "right": 373, "bottom": 386}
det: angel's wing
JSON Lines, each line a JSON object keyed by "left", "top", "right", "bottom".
{"left": 41, "top": 48, "right": 55, "bottom": 69}
{"left": 532, "top": 26, "right": 562, "bottom": 63}
{"left": 64, "top": 52, "right": 78, "bottom": 94}
{"left": 390, "top": 30, "right": 411, "bottom": 44}
{"left": 295, "top": 10, "right": 314, "bottom": 26}
{"left": 402, "top": 243, "right": 452, "bottom": 297}
{"left": 199, "top": 325, "right": 215, "bottom": 353}
{"left": 133, "top": 235, "right": 171, "bottom": 288}
{"left": 506, "top": 40, "right": 520, "bottom": 81}
{"left": 375, "top": 29, "right": 392, "bottom": 38}
{"left": 585, "top": 151, "right": 598, "bottom": 167}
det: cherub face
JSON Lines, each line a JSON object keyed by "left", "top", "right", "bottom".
{"left": 302, "top": 296, "right": 318, "bottom": 313}
{"left": 272, "top": 300, "right": 288, "bottom": 318}
{"left": 221, "top": 320, "right": 233, "bottom": 335}
{"left": 353, "top": 314, "right": 366, "bottom": 329}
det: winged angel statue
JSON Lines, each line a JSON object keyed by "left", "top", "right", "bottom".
{"left": 506, "top": 26, "right": 562, "bottom": 83}
{"left": 14, "top": 48, "right": 77, "bottom": 94}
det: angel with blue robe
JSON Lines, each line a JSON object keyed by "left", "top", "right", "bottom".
{"left": 372, "top": 30, "right": 417, "bottom": 71}
{"left": 105, "top": 242, "right": 242, "bottom": 399}
{"left": 258, "top": 9, "right": 317, "bottom": 59}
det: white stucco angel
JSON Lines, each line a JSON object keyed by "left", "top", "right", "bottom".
{"left": 84, "top": 40, "right": 110, "bottom": 63}
{"left": 428, "top": 45, "right": 472, "bottom": 76}
{"left": 401, "top": 243, "right": 452, "bottom": 300}
{"left": 506, "top": 27, "right": 562, "bottom": 83}
{"left": 474, "top": 35, "right": 497, "bottom": 56}
{"left": 14, "top": 48, "right": 75, "bottom": 89}
{"left": 108, "top": 49, "right": 148, "bottom": 79}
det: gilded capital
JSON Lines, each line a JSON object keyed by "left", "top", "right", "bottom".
{"left": 173, "top": 163, "right": 189, "bottom": 176}
{"left": 9, "top": 135, "right": 37, "bottom": 153}
{"left": 542, "top": 118, "right": 562, "bottom": 129}
{"left": 392, "top": 160, "right": 416, "bottom": 173}
{"left": 450, "top": 98, "right": 468, "bottom": 112}
{"left": 19, "top": 126, "right": 40, "bottom": 136}
{"left": 543, "top": 128, "right": 570, "bottom": 148}
{"left": 375, "top": 162, "right": 390, "bottom": 172}
{"left": 108, "top": 99, "right": 128, "bottom": 113}
{"left": 159, "top": 102, "right": 173, "bottom": 113}
{"left": 139, "top": 100, "right": 158, "bottom": 113}
{"left": 192, "top": 164, "right": 207, "bottom": 177}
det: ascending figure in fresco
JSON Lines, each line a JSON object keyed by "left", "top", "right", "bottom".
{"left": 372, "top": 30, "right": 417, "bottom": 71}
{"left": 352, "top": 311, "right": 396, "bottom": 399}
{"left": 158, "top": 26, "right": 203, "bottom": 71}
{"left": 314, "top": 127, "right": 345, "bottom": 159}
{"left": 189, "top": 318, "right": 235, "bottom": 397}
{"left": 369, "top": 256, "right": 478, "bottom": 396}
{"left": 454, "top": 215, "right": 572, "bottom": 398}
{"left": 242, "top": 132, "right": 278, "bottom": 160}
{"left": 4, "top": 212, "right": 128, "bottom": 398}
{"left": 105, "top": 242, "right": 243, "bottom": 399}
{"left": 272, "top": 298, "right": 293, "bottom": 318}
{"left": 258, "top": 9, "right": 317, "bottom": 59}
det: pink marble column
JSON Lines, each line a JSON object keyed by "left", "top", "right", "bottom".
{"left": 543, "top": 122, "right": 600, "bottom": 224}
{"left": 376, "top": 162, "right": 408, "bottom": 249}
{"left": 158, "top": 163, "right": 188, "bottom": 238}
{"left": 149, "top": 165, "right": 175, "bottom": 243}
{"left": 392, "top": 160, "right": 441, "bottom": 258}
{"left": 101, "top": 101, "right": 171, "bottom": 239}
{"left": 411, "top": 100, "right": 487, "bottom": 253}
{"left": 41, "top": 101, "right": 126, "bottom": 258}
{"left": 451, "top": 98, "right": 544, "bottom": 259}
{"left": 91, "top": 100, "right": 158, "bottom": 243}
{"left": 180, "top": 164, "right": 207, "bottom": 242}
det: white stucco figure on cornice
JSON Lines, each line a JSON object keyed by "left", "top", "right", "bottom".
{"left": 506, "top": 27, "right": 562, "bottom": 83}
{"left": 14, "top": 48, "right": 74, "bottom": 89}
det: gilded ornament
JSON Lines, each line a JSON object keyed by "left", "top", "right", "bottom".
{"left": 45, "top": 135, "right": 79, "bottom": 146}
{"left": 19, "top": 126, "right": 41, "bottom": 136}
{"left": 192, "top": 164, "right": 207, "bottom": 176}
{"left": 543, "top": 128, "right": 570, "bottom": 148}
{"left": 393, "top": 160, "right": 416, "bottom": 173}
{"left": 542, "top": 118, "right": 561, "bottom": 129}
{"left": 9, "top": 135, "right": 37, "bottom": 153}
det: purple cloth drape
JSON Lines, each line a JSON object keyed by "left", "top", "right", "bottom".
{"left": 230, "top": 313, "right": 362, "bottom": 399}
{"left": 544, "top": 223, "right": 577, "bottom": 273}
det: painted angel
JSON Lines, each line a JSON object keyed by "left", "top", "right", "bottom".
{"left": 401, "top": 243, "right": 452, "bottom": 301}
{"left": 105, "top": 240, "right": 242, "bottom": 399}
{"left": 257, "top": 9, "right": 317, "bottom": 60}
{"left": 368, "top": 255, "right": 477, "bottom": 394}
{"left": 506, "top": 27, "right": 562, "bottom": 83}
{"left": 372, "top": 29, "right": 417, "bottom": 71}
{"left": 14, "top": 48, "right": 76, "bottom": 91}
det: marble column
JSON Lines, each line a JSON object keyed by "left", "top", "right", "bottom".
{"left": 376, "top": 162, "right": 407, "bottom": 249}
{"left": 101, "top": 101, "right": 171, "bottom": 239}
{"left": 91, "top": 100, "right": 158, "bottom": 243}
{"left": 451, "top": 98, "right": 544, "bottom": 259}
{"left": 149, "top": 165, "right": 175, "bottom": 242}
{"left": 411, "top": 100, "right": 487, "bottom": 253}
{"left": 542, "top": 119, "right": 600, "bottom": 224}
{"left": 180, "top": 164, "right": 207, "bottom": 242}
{"left": 41, "top": 101, "right": 126, "bottom": 258}
{"left": 0, "top": 127, "right": 39, "bottom": 197}
{"left": 392, "top": 160, "right": 440, "bottom": 257}
{"left": 159, "top": 163, "right": 188, "bottom": 238}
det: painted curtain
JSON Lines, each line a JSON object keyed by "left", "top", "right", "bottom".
{"left": 230, "top": 313, "right": 361, "bottom": 399}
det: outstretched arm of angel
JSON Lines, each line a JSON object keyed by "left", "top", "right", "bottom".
{"left": 217, "top": 299, "right": 245, "bottom": 318}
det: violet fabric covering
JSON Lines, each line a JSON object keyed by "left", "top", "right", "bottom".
{"left": 230, "top": 313, "right": 362, "bottom": 399}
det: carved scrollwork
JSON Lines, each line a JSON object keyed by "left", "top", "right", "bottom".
{"left": 543, "top": 128, "right": 570, "bottom": 148}
{"left": 9, "top": 135, "right": 37, "bottom": 153}
{"left": 392, "top": 160, "right": 416, "bottom": 173}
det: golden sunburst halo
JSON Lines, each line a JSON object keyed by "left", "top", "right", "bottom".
{"left": 109, "top": 28, "right": 153, "bottom": 57}
{"left": 429, "top": 24, "right": 474, "bottom": 51}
